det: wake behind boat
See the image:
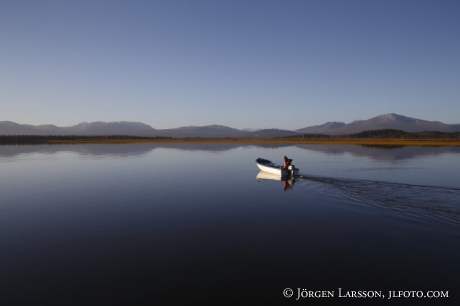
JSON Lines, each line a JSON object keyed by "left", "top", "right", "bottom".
{"left": 256, "top": 158, "right": 299, "bottom": 176}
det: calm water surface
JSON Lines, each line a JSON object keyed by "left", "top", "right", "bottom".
{"left": 1, "top": 143, "right": 459, "bottom": 305}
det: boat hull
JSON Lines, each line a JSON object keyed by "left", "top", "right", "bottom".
{"left": 256, "top": 158, "right": 299, "bottom": 176}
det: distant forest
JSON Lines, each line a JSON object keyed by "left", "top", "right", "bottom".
{"left": 283, "top": 129, "right": 460, "bottom": 139}
{"left": 0, "top": 135, "right": 172, "bottom": 144}
{"left": 1, "top": 129, "right": 460, "bottom": 144}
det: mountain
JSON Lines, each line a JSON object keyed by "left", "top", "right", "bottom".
{"left": 0, "top": 121, "right": 302, "bottom": 138}
{"left": 241, "top": 128, "right": 270, "bottom": 132}
{"left": 0, "top": 121, "right": 156, "bottom": 136}
{"left": 2, "top": 114, "right": 460, "bottom": 137}
{"left": 296, "top": 122, "right": 346, "bottom": 134}
{"left": 296, "top": 114, "right": 460, "bottom": 135}
{"left": 0, "top": 121, "right": 49, "bottom": 135}
{"left": 157, "top": 125, "right": 243, "bottom": 138}
{"left": 243, "top": 129, "right": 300, "bottom": 138}
{"left": 63, "top": 121, "right": 156, "bottom": 135}
{"left": 33, "top": 124, "right": 63, "bottom": 133}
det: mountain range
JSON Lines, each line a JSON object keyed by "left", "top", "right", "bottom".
{"left": 296, "top": 113, "right": 460, "bottom": 135}
{"left": 1, "top": 114, "right": 459, "bottom": 138}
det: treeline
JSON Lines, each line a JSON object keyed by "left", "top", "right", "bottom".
{"left": 283, "top": 129, "right": 460, "bottom": 139}
{"left": 284, "top": 133, "right": 332, "bottom": 139}
{"left": 349, "top": 129, "right": 460, "bottom": 139}
{"left": 1, "top": 130, "right": 460, "bottom": 144}
{"left": 0, "top": 135, "right": 172, "bottom": 144}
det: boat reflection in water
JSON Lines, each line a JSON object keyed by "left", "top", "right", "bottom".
{"left": 256, "top": 171, "right": 296, "bottom": 191}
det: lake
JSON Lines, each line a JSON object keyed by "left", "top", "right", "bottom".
{"left": 1, "top": 143, "right": 459, "bottom": 305}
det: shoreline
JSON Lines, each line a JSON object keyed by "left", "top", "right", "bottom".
{"left": 1, "top": 138, "right": 459, "bottom": 146}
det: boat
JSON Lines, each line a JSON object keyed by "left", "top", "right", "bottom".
{"left": 255, "top": 158, "right": 299, "bottom": 176}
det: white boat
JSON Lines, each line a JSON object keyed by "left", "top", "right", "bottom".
{"left": 255, "top": 158, "right": 299, "bottom": 176}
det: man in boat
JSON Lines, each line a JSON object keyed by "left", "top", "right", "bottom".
{"left": 282, "top": 156, "right": 292, "bottom": 169}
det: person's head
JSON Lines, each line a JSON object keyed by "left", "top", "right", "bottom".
{"left": 284, "top": 156, "right": 288, "bottom": 160}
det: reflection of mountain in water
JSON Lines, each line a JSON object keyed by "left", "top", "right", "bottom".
{"left": 1, "top": 143, "right": 459, "bottom": 162}
{"left": 0, "top": 143, "right": 247, "bottom": 159}
{"left": 294, "top": 144, "right": 460, "bottom": 163}
{"left": 359, "top": 144, "right": 406, "bottom": 149}
{"left": 0, "top": 144, "right": 156, "bottom": 159}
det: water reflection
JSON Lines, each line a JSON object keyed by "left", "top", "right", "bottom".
{"left": 294, "top": 144, "right": 460, "bottom": 162}
{"left": 1, "top": 142, "right": 459, "bottom": 305}
{"left": 359, "top": 144, "right": 406, "bottom": 149}
{"left": 256, "top": 171, "right": 296, "bottom": 191}
{"left": 1, "top": 143, "right": 459, "bottom": 162}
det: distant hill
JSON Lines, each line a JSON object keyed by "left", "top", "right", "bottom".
{"left": 0, "top": 121, "right": 54, "bottom": 135}
{"left": 296, "top": 114, "right": 460, "bottom": 135}
{"left": 0, "top": 121, "right": 156, "bottom": 136}
{"left": 243, "top": 129, "right": 300, "bottom": 138}
{"left": 0, "top": 121, "right": 295, "bottom": 138}
{"left": 62, "top": 121, "right": 156, "bottom": 135}
{"left": 296, "top": 121, "right": 346, "bottom": 134}
{"left": 158, "top": 125, "right": 243, "bottom": 138}
{"left": 2, "top": 113, "right": 459, "bottom": 137}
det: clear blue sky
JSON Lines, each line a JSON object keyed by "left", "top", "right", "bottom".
{"left": 1, "top": 0, "right": 459, "bottom": 130}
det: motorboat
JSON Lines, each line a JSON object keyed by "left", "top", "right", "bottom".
{"left": 255, "top": 158, "right": 299, "bottom": 176}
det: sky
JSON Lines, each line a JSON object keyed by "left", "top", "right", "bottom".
{"left": 1, "top": 0, "right": 459, "bottom": 130}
